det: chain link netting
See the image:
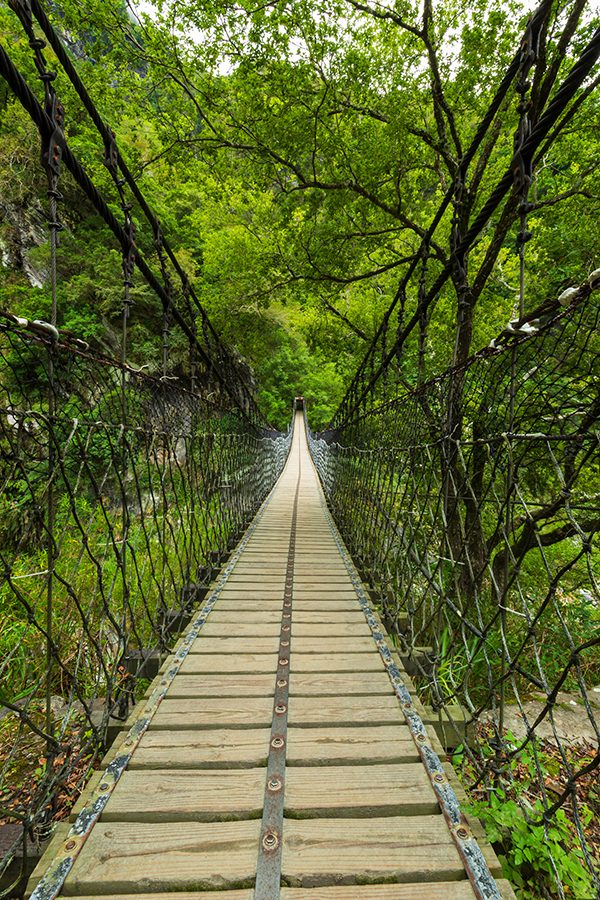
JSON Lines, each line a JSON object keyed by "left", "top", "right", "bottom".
{"left": 0, "top": 319, "right": 290, "bottom": 896}
{"left": 309, "top": 285, "right": 600, "bottom": 896}
{"left": 0, "top": 4, "right": 292, "bottom": 891}
{"left": 307, "top": 11, "right": 600, "bottom": 895}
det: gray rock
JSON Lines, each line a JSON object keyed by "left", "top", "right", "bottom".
{"left": 484, "top": 691, "right": 599, "bottom": 746}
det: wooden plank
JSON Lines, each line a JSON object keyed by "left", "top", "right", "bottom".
{"left": 291, "top": 601, "right": 362, "bottom": 612}
{"left": 206, "top": 600, "right": 289, "bottom": 613}
{"left": 292, "top": 623, "right": 371, "bottom": 638}
{"left": 280, "top": 885, "right": 519, "bottom": 899}
{"left": 166, "top": 674, "right": 274, "bottom": 698}
{"left": 208, "top": 610, "right": 364, "bottom": 624}
{"left": 289, "top": 672, "right": 394, "bottom": 696}
{"left": 281, "top": 816, "right": 465, "bottom": 886}
{"left": 290, "top": 547, "right": 340, "bottom": 554}
{"left": 209, "top": 610, "right": 282, "bottom": 622}
{"left": 188, "top": 637, "right": 279, "bottom": 654}
{"left": 226, "top": 575, "right": 285, "bottom": 584}
{"left": 285, "top": 763, "right": 437, "bottom": 817}
{"left": 200, "top": 622, "right": 281, "bottom": 637}
{"left": 63, "top": 887, "right": 518, "bottom": 900}
{"left": 102, "top": 769, "right": 266, "bottom": 821}
{"left": 289, "top": 696, "right": 404, "bottom": 727}
{"left": 178, "top": 653, "right": 277, "bottom": 674}
{"left": 286, "top": 725, "right": 418, "bottom": 765}
{"left": 242, "top": 547, "right": 289, "bottom": 554}
{"left": 218, "top": 589, "right": 285, "bottom": 599}
{"left": 293, "top": 591, "right": 358, "bottom": 599}
{"left": 293, "top": 637, "right": 378, "bottom": 654}
{"left": 292, "top": 581, "right": 354, "bottom": 589}
{"left": 290, "top": 653, "right": 385, "bottom": 673}
{"left": 64, "top": 894, "right": 254, "bottom": 900}
{"left": 130, "top": 728, "right": 270, "bottom": 769}
{"left": 150, "top": 697, "right": 273, "bottom": 729}
{"left": 291, "top": 611, "right": 367, "bottom": 623}
{"left": 62, "top": 821, "right": 260, "bottom": 894}
{"left": 293, "top": 550, "right": 344, "bottom": 556}
{"left": 233, "top": 554, "right": 288, "bottom": 561}
{"left": 287, "top": 889, "right": 473, "bottom": 900}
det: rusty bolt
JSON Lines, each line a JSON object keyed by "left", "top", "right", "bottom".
{"left": 64, "top": 840, "right": 76, "bottom": 851}
{"left": 275, "top": 704, "right": 287, "bottom": 714}
{"left": 271, "top": 737, "right": 285, "bottom": 749}
{"left": 268, "top": 777, "right": 283, "bottom": 792}
{"left": 456, "top": 826, "right": 469, "bottom": 840}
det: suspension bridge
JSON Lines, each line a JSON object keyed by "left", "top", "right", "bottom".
{"left": 22, "top": 409, "right": 513, "bottom": 898}
{"left": 1, "top": 2, "right": 599, "bottom": 899}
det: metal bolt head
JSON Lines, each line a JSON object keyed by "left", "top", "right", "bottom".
{"left": 278, "top": 657, "right": 289, "bottom": 667}
{"left": 277, "top": 678, "right": 288, "bottom": 688}
{"left": 456, "top": 826, "right": 469, "bottom": 840}
{"left": 271, "top": 737, "right": 285, "bottom": 749}
{"left": 64, "top": 840, "right": 76, "bottom": 852}
{"left": 99, "top": 782, "right": 109, "bottom": 791}
{"left": 275, "top": 703, "right": 287, "bottom": 714}
{"left": 280, "top": 640, "right": 290, "bottom": 648}
{"left": 433, "top": 773, "right": 445, "bottom": 784}
{"left": 268, "top": 777, "right": 283, "bottom": 792}
{"left": 282, "top": 624, "right": 290, "bottom": 632}
{"left": 262, "top": 831, "right": 279, "bottom": 852}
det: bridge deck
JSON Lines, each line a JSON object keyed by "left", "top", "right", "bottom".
{"left": 28, "top": 413, "right": 514, "bottom": 899}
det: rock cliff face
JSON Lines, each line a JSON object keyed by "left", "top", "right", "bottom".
{"left": 0, "top": 196, "right": 49, "bottom": 288}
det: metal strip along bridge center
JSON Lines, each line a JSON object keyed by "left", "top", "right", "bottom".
{"left": 28, "top": 412, "right": 515, "bottom": 900}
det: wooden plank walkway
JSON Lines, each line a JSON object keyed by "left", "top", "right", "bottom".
{"left": 28, "top": 412, "right": 514, "bottom": 900}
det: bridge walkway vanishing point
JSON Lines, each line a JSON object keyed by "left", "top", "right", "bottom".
{"left": 27, "top": 412, "right": 515, "bottom": 900}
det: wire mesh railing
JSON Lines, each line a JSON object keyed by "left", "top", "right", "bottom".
{"left": 308, "top": 280, "right": 600, "bottom": 898}
{"left": 306, "top": 7, "right": 600, "bottom": 894}
{"left": 0, "top": 316, "right": 291, "bottom": 897}
{"left": 0, "top": 4, "right": 291, "bottom": 892}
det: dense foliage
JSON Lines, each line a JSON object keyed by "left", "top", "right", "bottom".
{"left": 0, "top": 1, "right": 599, "bottom": 896}
{"left": 1, "top": 0, "right": 598, "bottom": 428}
